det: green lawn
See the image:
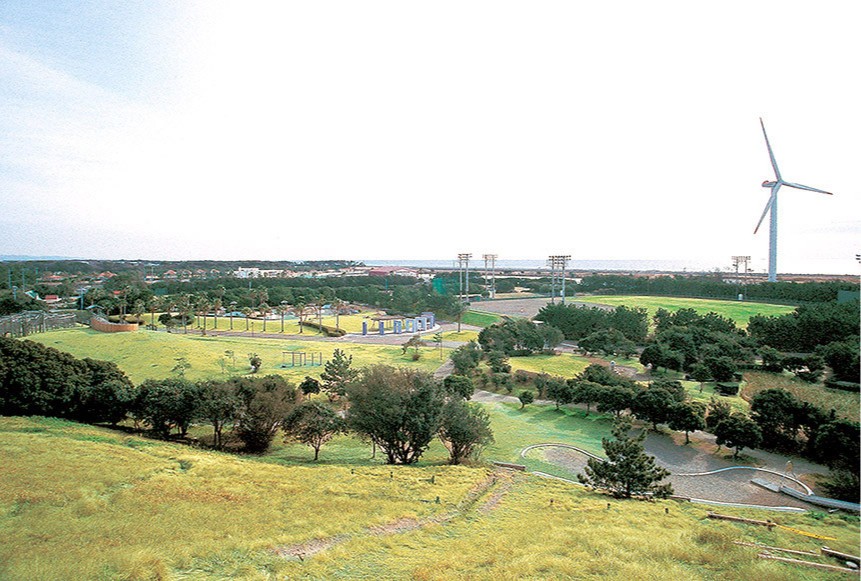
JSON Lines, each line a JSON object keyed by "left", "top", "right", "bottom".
{"left": 574, "top": 295, "right": 796, "bottom": 328}
{"left": 27, "top": 328, "right": 445, "bottom": 384}
{"left": 507, "top": 352, "right": 592, "bottom": 378}
{"left": 142, "top": 311, "right": 378, "bottom": 335}
{"left": 460, "top": 310, "right": 503, "bottom": 328}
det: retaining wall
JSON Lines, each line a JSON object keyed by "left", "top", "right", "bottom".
{"left": 90, "top": 316, "right": 138, "bottom": 333}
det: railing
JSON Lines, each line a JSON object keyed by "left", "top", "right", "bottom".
{"left": 0, "top": 311, "right": 77, "bottom": 338}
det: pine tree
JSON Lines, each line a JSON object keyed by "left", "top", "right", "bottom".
{"left": 578, "top": 417, "right": 673, "bottom": 499}
{"left": 320, "top": 348, "right": 358, "bottom": 400}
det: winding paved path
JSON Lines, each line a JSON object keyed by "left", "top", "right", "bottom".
{"left": 469, "top": 385, "right": 827, "bottom": 510}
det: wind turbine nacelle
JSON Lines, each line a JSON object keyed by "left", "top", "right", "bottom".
{"left": 761, "top": 180, "right": 777, "bottom": 188}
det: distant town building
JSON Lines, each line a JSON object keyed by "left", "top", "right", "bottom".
{"left": 368, "top": 266, "right": 419, "bottom": 278}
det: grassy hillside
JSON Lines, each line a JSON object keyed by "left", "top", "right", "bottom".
{"left": 742, "top": 371, "right": 859, "bottom": 421}
{"left": 27, "top": 328, "right": 443, "bottom": 384}
{"left": 1, "top": 416, "right": 857, "bottom": 580}
{"left": 574, "top": 295, "right": 796, "bottom": 328}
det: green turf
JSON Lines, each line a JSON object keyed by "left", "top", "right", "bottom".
{"left": 506, "top": 352, "right": 592, "bottom": 378}
{"left": 574, "top": 295, "right": 796, "bottom": 328}
{"left": 460, "top": 310, "right": 503, "bottom": 328}
{"left": 27, "top": 328, "right": 445, "bottom": 384}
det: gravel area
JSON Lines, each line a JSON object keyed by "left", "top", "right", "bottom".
{"left": 468, "top": 297, "right": 614, "bottom": 319}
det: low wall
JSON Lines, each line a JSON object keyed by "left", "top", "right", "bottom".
{"left": 90, "top": 316, "right": 138, "bottom": 333}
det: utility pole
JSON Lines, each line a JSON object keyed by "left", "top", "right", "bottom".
{"left": 482, "top": 254, "right": 497, "bottom": 299}
{"left": 547, "top": 255, "right": 571, "bottom": 305}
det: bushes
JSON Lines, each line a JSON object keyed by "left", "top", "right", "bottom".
{"left": 298, "top": 320, "right": 347, "bottom": 337}
{"left": 0, "top": 337, "right": 134, "bottom": 423}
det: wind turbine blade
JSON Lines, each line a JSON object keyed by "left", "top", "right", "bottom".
{"left": 783, "top": 181, "right": 833, "bottom": 195}
{"left": 760, "top": 117, "right": 782, "bottom": 181}
{"left": 754, "top": 187, "right": 778, "bottom": 234}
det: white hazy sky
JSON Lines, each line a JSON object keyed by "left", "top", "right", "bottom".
{"left": 1, "top": 1, "right": 859, "bottom": 274}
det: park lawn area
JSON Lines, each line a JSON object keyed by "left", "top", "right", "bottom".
{"left": 4, "top": 416, "right": 858, "bottom": 580}
{"left": 574, "top": 295, "right": 796, "bottom": 328}
{"left": 27, "top": 328, "right": 445, "bottom": 384}
{"left": 682, "top": 380, "right": 749, "bottom": 414}
{"left": 461, "top": 310, "right": 503, "bottom": 328}
{"left": 484, "top": 400, "right": 613, "bottom": 463}
{"left": 507, "top": 352, "right": 592, "bottom": 379}
{"left": 742, "top": 370, "right": 860, "bottom": 421}
{"left": 436, "top": 329, "right": 479, "bottom": 342}
{"left": 142, "top": 311, "right": 377, "bottom": 335}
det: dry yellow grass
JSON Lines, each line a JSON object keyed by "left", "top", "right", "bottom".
{"left": 2, "top": 417, "right": 857, "bottom": 580}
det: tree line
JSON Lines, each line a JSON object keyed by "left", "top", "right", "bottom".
{"left": 0, "top": 339, "right": 492, "bottom": 466}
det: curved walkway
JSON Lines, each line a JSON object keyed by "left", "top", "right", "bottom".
{"left": 519, "top": 441, "right": 819, "bottom": 510}
{"left": 469, "top": 385, "right": 828, "bottom": 510}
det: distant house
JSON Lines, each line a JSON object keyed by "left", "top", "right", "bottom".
{"left": 368, "top": 266, "right": 419, "bottom": 278}
{"left": 43, "top": 294, "right": 61, "bottom": 304}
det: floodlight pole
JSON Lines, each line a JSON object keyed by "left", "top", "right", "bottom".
{"left": 483, "top": 254, "right": 497, "bottom": 299}
{"left": 457, "top": 253, "right": 472, "bottom": 303}
{"left": 547, "top": 255, "right": 571, "bottom": 305}
{"left": 731, "top": 256, "right": 751, "bottom": 299}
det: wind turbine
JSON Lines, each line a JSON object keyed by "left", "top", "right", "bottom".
{"left": 755, "top": 118, "right": 832, "bottom": 282}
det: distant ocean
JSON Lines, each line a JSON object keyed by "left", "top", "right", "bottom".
{"left": 364, "top": 258, "right": 857, "bottom": 275}
{"left": 366, "top": 258, "right": 732, "bottom": 272}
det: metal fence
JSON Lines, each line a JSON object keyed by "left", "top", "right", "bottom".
{"left": 0, "top": 311, "right": 78, "bottom": 338}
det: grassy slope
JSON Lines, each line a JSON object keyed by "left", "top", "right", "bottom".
{"left": 27, "top": 328, "right": 443, "bottom": 384}
{"left": 574, "top": 295, "right": 796, "bottom": 328}
{"left": 742, "top": 371, "right": 859, "bottom": 421}
{"left": 1, "top": 416, "right": 858, "bottom": 580}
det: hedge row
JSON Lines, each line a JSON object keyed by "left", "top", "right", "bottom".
{"left": 299, "top": 320, "right": 347, "bottom": 337}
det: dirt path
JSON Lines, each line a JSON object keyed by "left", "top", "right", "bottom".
{"left": 273, "top": 469, "right": 520, "bottom": 561}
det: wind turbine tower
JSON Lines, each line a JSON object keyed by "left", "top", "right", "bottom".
{"left": 755, "top": 118, "right": 833, "bottom": 282}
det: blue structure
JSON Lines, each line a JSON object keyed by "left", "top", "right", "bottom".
{"left": 422, "top": 312, "right": 435, "bottom": 328}
{"left": 362, "top": 321, "right": 368, "bottom": 336}
{"left": 394, "top": 320, "right": 402, "bottom": 334}
{"left": 379, "top": 321, "right": 385, "bottom": 335}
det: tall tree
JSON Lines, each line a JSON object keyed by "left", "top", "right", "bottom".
{"left": 283, "top": 401, "right": 345, "bottom": 460}
{"left": 198, "top": 380, "right": 241, "bottom": 449}
{"left": 578, "top": 417, "right": 673, "bottom": 499}
{"left": 438, "top": 400, "right": 494, "bottom": 464}
{"left": 668, "top": 401, "right": 706, "bottom": 444}
{"left": 347, "top": 365, "right": 444, "bottom": 464}
{"left": 714, "top": 413, "right": 762, "bottom": 458}
{"left": 320, "top": 348, "right": 358, "bottom": 400}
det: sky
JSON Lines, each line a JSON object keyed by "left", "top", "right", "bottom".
{"left": 1, "top": 1, "right": 859, "bottom": 274}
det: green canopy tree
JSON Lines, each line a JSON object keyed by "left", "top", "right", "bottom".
{"left": 283, "top": 401, "right": 345, "bottom": 460}
{"left": 438, "top": 400, "right": 494, "bottom": 465}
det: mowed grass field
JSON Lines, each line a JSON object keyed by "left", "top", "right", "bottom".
{"left": 574, "top": 295, "right": 796, "bottom": 327}
{"left": 28, "top": 327, "right": 444, "bottom": 384}
{"left": 460, "top": 310, "right": 503, "bottom": 328}
{"left": 142, "top": 311, "right": 378, "bottom": 335}
{"left": 2, "top": 416, "right": 858, "bottom": 580}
